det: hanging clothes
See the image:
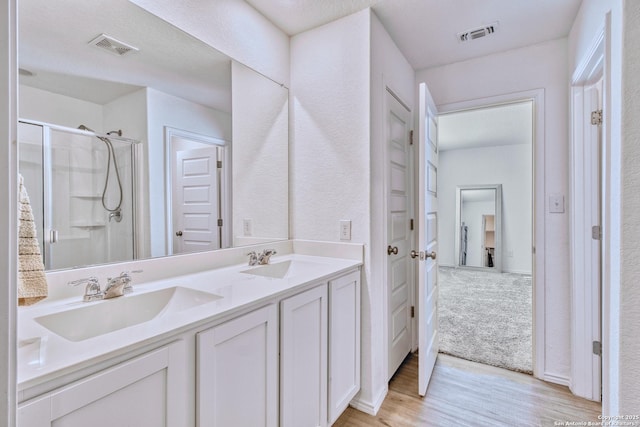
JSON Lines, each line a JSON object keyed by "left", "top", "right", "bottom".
{"left": 459, "top": 223, "right": 468, "bottom": 266}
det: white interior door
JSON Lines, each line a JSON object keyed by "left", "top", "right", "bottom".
{"left": 173, "top": 145, "right": 220, "bottom": 253}
{"left": 416, "top": 82, "right": 439, "bottom": 396}
{"left": 386, "top": 89, "right": 413, "bottom": 380}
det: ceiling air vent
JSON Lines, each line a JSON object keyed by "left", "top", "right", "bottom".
{"left": 89, "top": 34, "right": 139, "bottom": 56}
{"left": 457, "top": 22, "right": 499, "bottom": 43}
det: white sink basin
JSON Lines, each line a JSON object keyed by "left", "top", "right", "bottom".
{"left": 35, "top": 286, "right": 221, "bottom": 342}
{"left": 241, "top": 260, "right": 323, "bottom": 279}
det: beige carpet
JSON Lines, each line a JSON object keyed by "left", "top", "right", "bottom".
{"left": 438, "top": 266, "right": 532, "bottom": 374}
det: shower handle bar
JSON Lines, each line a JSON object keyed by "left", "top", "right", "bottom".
{"left": 49, "top": 229, "right": 59, "bottom": 244}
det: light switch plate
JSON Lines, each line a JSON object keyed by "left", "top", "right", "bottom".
{"left": 243, "top": 219, "right": 253, "bottom": 236}
{"left": 549, "top": 194, "right": 565, "bottom": 213}
{"left": 340, "top": 220, "right": 351, "bottom": 240}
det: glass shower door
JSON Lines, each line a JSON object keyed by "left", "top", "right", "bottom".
{"left": 44, "top": 126, "right": 136, "bottom": 270}
{"left": 18, "top": 121, "right": 138, "bottom": 270}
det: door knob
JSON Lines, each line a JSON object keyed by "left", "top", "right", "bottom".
{"left": 387, "top": 245, "right": 398, "bottom": 255}
{"left": 175, "top": 230, "right": 183, "bottom": 237}
{"left": 426, "top": 251, "right": 437, "bottom": 260}
{"left": 410, "top": 250, "right": 420, "bottom": 259}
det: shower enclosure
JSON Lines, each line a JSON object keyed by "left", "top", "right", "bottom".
{"left": 18, "top": 120, "right": 138, "bottom": 270}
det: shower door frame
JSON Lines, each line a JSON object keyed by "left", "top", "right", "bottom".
{"left": 20, "top": 119, "right": 139, "bottom": 270}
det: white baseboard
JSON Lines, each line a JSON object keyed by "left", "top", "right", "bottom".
{"left": 349, "top": 385, "right": 388, "bottom": 416}
{"left": 544, "top": 371, "right": 571, "bottom": 387}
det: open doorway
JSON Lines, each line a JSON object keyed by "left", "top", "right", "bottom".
{"left": 436, "top": 100, "right": 534, "bottom": 374}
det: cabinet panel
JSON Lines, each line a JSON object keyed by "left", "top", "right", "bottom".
{"left": 280, "top": 284, "right": 328, "bottom": 427}
{"left": 328, "top": 270, "right": 361, "bottom": 424}
{"left": 197, "top": 304, "right": 278, "bottom": 427}
{"left": 18, "top": 341, "right": 187, "bottom": 427}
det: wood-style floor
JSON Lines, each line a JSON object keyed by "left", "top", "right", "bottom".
{"left": 334, "top": 353, "right": 602, "bottom": 427}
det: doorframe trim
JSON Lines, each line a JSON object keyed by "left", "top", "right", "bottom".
{"left": 437, "top": 88, "right": 545, "bottom": 380}
{"left": 569, "top": 22, "right": 606, "bottom": 402}
{"left": 0, "top": 1, "right": 17, "bottom": 425}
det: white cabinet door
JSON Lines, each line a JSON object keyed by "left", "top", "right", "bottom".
{"left": 328, "top": 270, "right": 361, "bottom": 424}
{"left": 17, "top": 341, "right": 188, "bottom": 427}
{"left": 280, "top": 284, "right": 328, "bottom": 427}
{"left": 197, "top": 304, "right": 278, "bottom": 427}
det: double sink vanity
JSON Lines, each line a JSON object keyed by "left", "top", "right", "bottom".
{"left": 17, "top": 240, "right": 363, "bottom": 427}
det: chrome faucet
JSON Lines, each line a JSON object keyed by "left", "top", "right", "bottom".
{"left": 104, "top": 272, "right": 134, "bottom": 299}
{"left": 257, "top": 249, "right": 277, "bottom": 265}
{"left": 69, "top": 270, "right": 142, "bottom": 302}
{"left": 68, "top": 277, "right": 103, "bottom": 302}
{"left": 104, "top": 271, "right": 142, "bottom": 299}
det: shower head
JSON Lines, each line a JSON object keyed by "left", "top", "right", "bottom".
{"left": 78, "top": 124, "right": 95, "bottom": 133}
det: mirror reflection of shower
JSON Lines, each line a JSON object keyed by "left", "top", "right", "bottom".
{"left": 78, "top": 125, "right": 124, "bottom": 223}
{"left": 18, "top": 120, "right": 138, "bottom": 270}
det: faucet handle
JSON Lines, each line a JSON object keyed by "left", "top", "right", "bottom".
{"left": 247, "top": 251, "right": 258, "bottom": 266}
{"left": 258, "top": 249, "right": 277, "bottom": 265}
{"left": 114, "top": 270, "right": 143, "bottom": 294}
{"left": 68, "top": 277, "right": 103, "bottom": 302}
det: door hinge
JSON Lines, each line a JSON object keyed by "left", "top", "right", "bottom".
{"left": 410, "top": 219, "right": 414, "bottom": 230}
{"left": 593, "top": 340, "right": 602, "bottom": 356}
{"left": 217, "top": 219, "right": 223, "bottom": 227}
{"left": 591, "top": 110, "right": 603, "bottom": 126}
{"left": 411, "top": 306, "right": 415, "bottom": 318}
{"left": 217, "top": 160, "right": 223, "bottom": 169}
{"left": 409, "top": 130, "right": 414, "bottom": 145}
{"left": 592, "top": 225, "right": 602, "bottom": 240}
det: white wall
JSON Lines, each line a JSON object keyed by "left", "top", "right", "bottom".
{"left": 146, "top": 88, "right": 231, "bottom": 257}
{"left": 417, "top": 38, "right": 570, "bottom": 382}
{"left": 439, "top": 145, "right": 532, "bottom": 273}
{"left": 291, "top": 8, "right": 378, "bottom": 410}
{"left": 291, "top": 9, "right": 418, "bottom": 414}
{"left": 129, "top": 0, "right": 290, "bottom": 86}
{"left": 290, "top": 11, "right": 370, "bottom": 245}
{"left": 568, "top": 0, "right": 624, "bottom": 414}
{"left": 19, "top": 85, "right": 104, "bottom": 131}
{"left": 620, "top": 1, "right": 640, "bottom": 415}
{"left": 231, "top": 61, "right": 288, "bottom": 245}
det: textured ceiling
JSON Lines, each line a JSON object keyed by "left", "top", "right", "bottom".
{"left": 248, "top": 0, "right": 582, "bottom": 70}
{"left": 18, "top": 0, "right": 232, "bottom": 111}
{"left": 245, "top": 0, "right": 382, "bottom": 35}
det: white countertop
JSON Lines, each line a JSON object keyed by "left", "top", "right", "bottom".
{"left": 18, "top": 253, "right": 361, "bottom": 392}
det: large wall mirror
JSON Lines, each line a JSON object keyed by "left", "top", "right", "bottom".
{"left": 454, "top": 185, "right": 502, "bottom": 271}
{"left": 17, "top": 0, "right": 289, "bottom": 271}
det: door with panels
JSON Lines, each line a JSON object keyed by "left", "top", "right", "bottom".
{"left": 386, "top": 89, "right": 413, "bottom": 380}
{"left": 416, "top": 82, "right": 440, "bottom": 395}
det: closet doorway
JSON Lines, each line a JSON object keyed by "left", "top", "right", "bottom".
{"left": 436, "top": 99, "right": 534, "bottom": 374}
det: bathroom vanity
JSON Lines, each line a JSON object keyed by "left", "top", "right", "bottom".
{"left": 17, "top": 241, "right": 362, "bottom": 427}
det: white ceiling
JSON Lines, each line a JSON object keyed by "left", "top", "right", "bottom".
{"left": 438, "top": 101, "right": 533, "bottom": 152}
{"left": 247, "top": 0, "right": 582, "bottom": 70}
{"left": 19, "top": 0, "right": 232, "bottom": 112}
{"left": 461, "top": 188, "right": 496, "bottom": 204}
{"left": 18, "top": 0, "right": 583, "bottom": 114}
